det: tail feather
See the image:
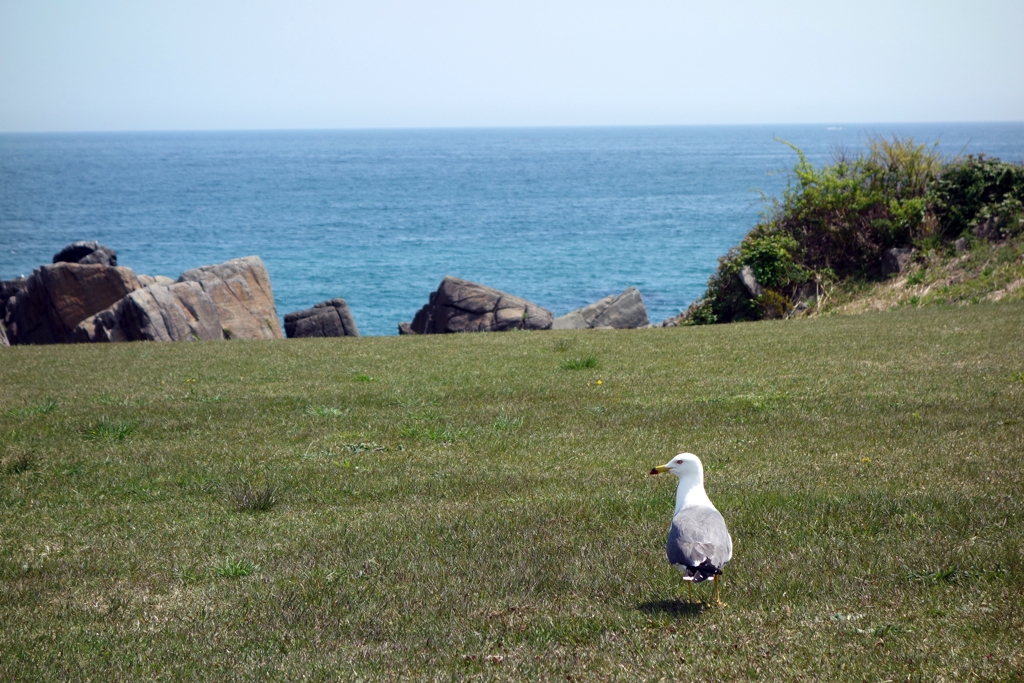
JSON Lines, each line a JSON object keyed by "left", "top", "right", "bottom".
{"left": 679, "top": 558, "right": 721, "bottom": 583}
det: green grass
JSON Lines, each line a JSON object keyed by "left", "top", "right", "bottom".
{"left": 2, "top": 304, "right": 1023, "bottom": 680}
{"left": 228, "top": 481, "right": 279, "bottom": 513}
{"left": 560, "top": 353, "right": 600, "bottom": 370}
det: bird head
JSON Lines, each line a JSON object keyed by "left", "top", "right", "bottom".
{"left": 649, "top": 452, "right": 704, "bottom": 480}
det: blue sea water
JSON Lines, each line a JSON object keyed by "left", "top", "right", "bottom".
{"left": 2, "top": 123, "right": 1023, "bottom": 336}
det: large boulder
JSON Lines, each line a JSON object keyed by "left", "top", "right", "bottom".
{"left": 53, "top": 241, "right": 118, "bottom": 267}
{"left": 6, "top": 263, "right": 140, "bottom": 344}
{"left": 552, "top": 286, "right": 650, "bottom": 330}
{"left": 74, "top": 281, "right": 223, "bottom": 343}
{"left": 403, "top": 277, "right": 553, "bottom": 334}
{"left": 285, "top": 298, "right": 359, "bottom": 338}
{"left": 177, "top": 256, "right": 283, "bottom": 340}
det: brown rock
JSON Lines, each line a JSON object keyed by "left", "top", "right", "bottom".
{"left": 178, "top": 256, "right": 283, "bottom": 340}
{"left": 284, "top": 298, "right": 360, "bottom": 338}
{"left": 74, "top": 282, "right": 223, "bottom": 343}
{"left": 7, "top": 263, "right": 140, "bottom": 344}
{"left": 406, "top": 277, "right": 553, "bottom": 334}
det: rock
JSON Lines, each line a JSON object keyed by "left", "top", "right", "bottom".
{"left": 655, "top": 311, "right": 686, "bottom": 328}
{"left": 552, "top": 287, "right": 650, "bottom": 330}
{"left": 881, "top": 247, "right": 914, "bottom": 277}
{"left": 284, "top": 298, "right": 360, "bottom": 338}
{"left": 954, "top": 237, "right": 968, "bottom": 253}
{"left": 6, "top": 263, "right": 140, "bottom": 344}
{"left": 738, "top": 265, "right": 763, "bottom": 298}
{"left": 137, "top": 274, "right": 176, "bottom": 287}
{"left": 177, "top": 256, "right": 283, "bottom": 340}
{"left": 398, "top": 322, "right": 416, "bottom": 335}
{"left": 74, "top": 281, "right": 223, "bottom": 343}
{"left": 1, "top": 277, "right": 28, "bottom": 331}
{"left": 973, "top": 216, "right": 1000, "bottom": 240}
{"left": 0, "top": 321, "right": 8, "bottom": 347}
{"left": 1, "top": 277, "right": 27, "bottom": 306}
{"left": 405, "top": 277, "right": 553, "bottom": 334}
{"left": 53, "top": 241, "right": 117, "bottom": 267}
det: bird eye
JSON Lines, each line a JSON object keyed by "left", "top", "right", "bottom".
{"left": 676, "top": 459, "right": 683, "bottom": 464}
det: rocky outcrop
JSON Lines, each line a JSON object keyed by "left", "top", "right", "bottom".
{"left": 53, "top": 241, "right": 118, "bottom": 267}
{"left": 6, "top": 263, "right": 140, "bottom": 344}
{"left": 881, "top": 247, "right": 914, "bottom": 277}
{"left": 178, "top": 256, "right": 283, "bottom": 340}
{"left": 74, "top": 282, "right": 223, "bottom": 343}
{"left": 284, "top": 299, "right": 359, "bottom": 338}
{"left": 403, "top": 277, "right": 553, "bottom": 334}
{"left": 552, "top": 287, "right": 649, "bottom": 330}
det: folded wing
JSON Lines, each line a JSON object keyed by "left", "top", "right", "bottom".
{"left": 667, "top": 506, "right": 733, "bottom": 581}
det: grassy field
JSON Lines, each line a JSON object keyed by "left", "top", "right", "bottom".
{"left": 2, "top": 303, "right": 1023, "bottom": 681}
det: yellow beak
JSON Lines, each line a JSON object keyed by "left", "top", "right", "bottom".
{"left": 649, "top": 465, "right": 670, "bottom": 475}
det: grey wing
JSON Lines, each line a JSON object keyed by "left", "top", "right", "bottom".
{"left": 666, "top": 507, "right": 733, "bottom": 570}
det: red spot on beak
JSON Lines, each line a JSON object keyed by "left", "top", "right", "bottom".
{"left": 649, "top": 468, "right": 659, "bottom": 475}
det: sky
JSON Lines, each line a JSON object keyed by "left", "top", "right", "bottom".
{"left": 1, "top": 0, "right": 1022, "bottom": 132}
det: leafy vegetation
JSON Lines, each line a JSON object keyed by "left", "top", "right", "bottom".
{"left": 1, "top": 305, "right": 1022, "bottom": 680}
{"left": 687, "top": 138, "right": 1024, "bottom": 324}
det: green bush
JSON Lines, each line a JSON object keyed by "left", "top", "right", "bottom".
{"left": 928, "top": 155, "right": 1024, "bottom": 239}
{"left": 691, "top": 137, "right": 949, "bottom": 325}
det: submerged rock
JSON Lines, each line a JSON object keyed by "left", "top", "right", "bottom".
{"left": 178, "top": 256, "right": 283, "bottom": 340}
{"left": 285, "top": 299, "right": 360, "bottom": 338}
{"left": 553, "top": 286, "right": 649, "bottom": 330}
{"left": 404, "top": 277, "right": 553, "bottom": 334}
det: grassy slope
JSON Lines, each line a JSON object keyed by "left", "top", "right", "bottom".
{"left": 1, "top": 304, "right": 1023, "bottom": 681}
{"left": 820, "top": 235, "right": 1024, "bottom": 316}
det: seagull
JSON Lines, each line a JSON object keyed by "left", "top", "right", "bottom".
{"left": 650, "top": 452, "right": 733, "bottom": 606}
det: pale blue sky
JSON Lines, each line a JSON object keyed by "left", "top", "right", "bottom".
{"left": 1, "top": 0, "right": 1022, "bottom": 131}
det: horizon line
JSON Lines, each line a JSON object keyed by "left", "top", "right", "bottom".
{"left": 2, "top": 120, "right": 1023, "bottom": 136}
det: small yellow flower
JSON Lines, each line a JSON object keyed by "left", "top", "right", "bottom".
{"left": 860, "top": 457, "right": 871, "bottom": 463}
{"left": 596, "top": 380, "right": 603, "bottom": 385}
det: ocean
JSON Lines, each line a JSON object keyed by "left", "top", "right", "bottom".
{"left": 2, "top": 123, "right": 1023, "bottom": 336}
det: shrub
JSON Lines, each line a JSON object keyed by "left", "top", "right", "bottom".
{"left": 756, "top": 290, "right": 793, "bottom": 320}
{"left": 690, "top": 137, "right": 946, "bottom": 324}
{"left": 928, "top": 155, "right": 1024, "bottom": 240}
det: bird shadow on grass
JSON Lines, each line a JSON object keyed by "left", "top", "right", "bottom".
{"left": 637, "top": 599, "right": 708, "bottom": 618}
